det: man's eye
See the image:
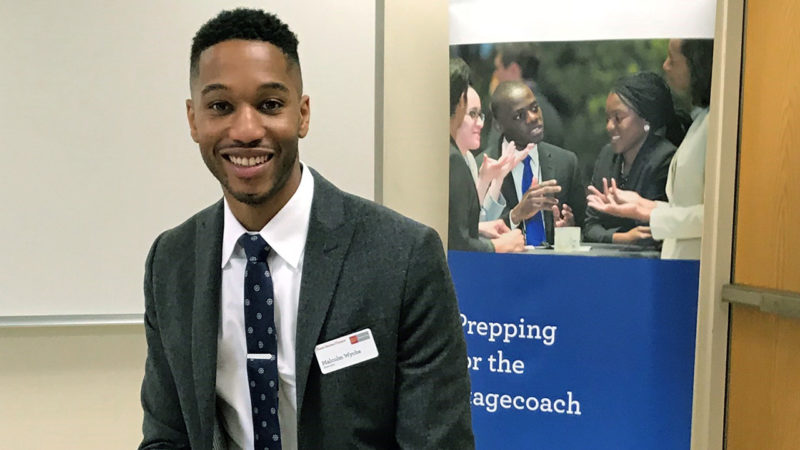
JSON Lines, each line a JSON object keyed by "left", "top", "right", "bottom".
{"left": 209, "top": 102, "right": 231, "bottom": 114}
{"left": 259, "top": 100, "right": 283, "bottom": 113}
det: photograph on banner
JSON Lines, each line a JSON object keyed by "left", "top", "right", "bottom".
{"left": 448, "top": 38, "right": 713, "bottom": 260}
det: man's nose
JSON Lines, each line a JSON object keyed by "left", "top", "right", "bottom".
{"left": 526, "top": 109, "right": 539, "bottom": 124}
{"left": 606, "top": 119, "right": 614, "bottom": 134}
{"left": 229, "top": 105, "right": 266, "bottom": 143}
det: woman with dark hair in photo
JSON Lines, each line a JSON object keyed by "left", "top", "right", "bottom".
{"left": 448, "top": 58, "right": 525, "bottom": 253}
{"left": 587, "top": 39, "right": 714, "bottom": 259}
{"left": 584, "top": 71, "right": 685, "bottom": 245}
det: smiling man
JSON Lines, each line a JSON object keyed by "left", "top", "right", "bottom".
{"left": 139, "top": 9, "right": 473, "bottom": 450}
{"left": 490, "top": 81, "right": 586, "bottom": 246}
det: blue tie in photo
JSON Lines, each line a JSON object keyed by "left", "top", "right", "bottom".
{"left": 238, "top": 233, "right": 282, "bottom": 450}
{"left": 521, "top": 155, "right": 546, "bottom": 246}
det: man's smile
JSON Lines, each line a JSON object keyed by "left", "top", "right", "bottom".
{"left": 226, "top": 154, "right": 274, "bottom": 167}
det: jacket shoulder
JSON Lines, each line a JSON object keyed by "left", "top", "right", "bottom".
{"left": 344, "top": 191, "right": 435, "bottom": 243}
{"left": 648, "top": 136, "right": 678, "bottom": 159}
{"left": 540, "top": 141, "right": 578, "bottom": 162}
{"left": 312, "top": 167, "right": 438, "bottom": 237}
{"left": 149, "top": 200, "right": 222, "bottom": 256}
{"left": 312, "top": 170, "right": 439, "bottom": 250}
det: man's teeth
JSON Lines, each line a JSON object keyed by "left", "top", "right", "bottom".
{"left": 230, "top": 155, "right": 269, "bottom": 167}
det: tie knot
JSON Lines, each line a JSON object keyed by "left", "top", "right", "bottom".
{"left": 523, "top": 154, "right": 532, "bottom": 164}
{"left": 238, "top": 233, "right": 270, "bottom": 263}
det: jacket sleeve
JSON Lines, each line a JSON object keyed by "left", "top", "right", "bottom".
{"left": 583, "top": 206, "right": 616, "bottom": 243}
{"left": 481, "top": 192, "right": 506, "bottom": 222}
{"left": 565, "top": 151, "right": 586, "bottom": 228}
{"left": 139, "top": 234, "right": 191, "bottom": 450}
{"left": 394, "top": 227, "right": 475, "bottom": 449}
{"left": 650, "top": 113, "right": 707, "bottom": 242}
{"left": 650, "top": 202, "right": 704, "bottom": 240}
{"left": 583, "top": 152, "right": 613, "bottom": 243}
{"left": 449, "top": 151, "right": 494, "bottom": 252}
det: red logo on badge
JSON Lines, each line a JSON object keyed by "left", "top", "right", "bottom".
{"left": 349, "top": 335, "right": 358, "bottom": 344}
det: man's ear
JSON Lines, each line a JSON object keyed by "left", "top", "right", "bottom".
{"left": 186, "top": 99, "right": 199, "bottom": 143}
{"left": 298, "top": 94, "right": 310, "bottom": 138}
{"left": 492, "top": 107, "right": 505, "bottom": 132}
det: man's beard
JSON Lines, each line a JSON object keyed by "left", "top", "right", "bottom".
{"left": 218, "top": 150, "right": 298, "bottom": 206}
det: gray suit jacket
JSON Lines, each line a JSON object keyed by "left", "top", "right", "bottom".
{"left": 140, "top": 169, "right": 474, "bottom": 449}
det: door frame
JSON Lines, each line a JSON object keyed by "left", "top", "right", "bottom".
{"left": 691, "top": 0, "right": 745, "bottom": 448}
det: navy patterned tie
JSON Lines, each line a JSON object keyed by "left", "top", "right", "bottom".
{"left": 238, "top": 233, "right": 282, "bottom": 450}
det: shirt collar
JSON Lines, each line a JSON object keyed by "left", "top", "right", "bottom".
{"left": 221, "top": 163, "right": 315, "bottom": 269}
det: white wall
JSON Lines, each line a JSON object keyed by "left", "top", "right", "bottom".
{"left": 0, "top": 0, "right": 374, "bottom": 318}
{"left": 0, "top": 325, "right": 146, "bottom": 448}
{"left": 380, "top": 0, "right": 449, "bottom": 235}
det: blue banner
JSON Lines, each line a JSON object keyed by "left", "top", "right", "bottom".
{"left": 449, "top": 251, "right": 700, "bottom": 449}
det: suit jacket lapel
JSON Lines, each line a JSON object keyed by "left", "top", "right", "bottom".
{"left": 295, "top": 170, "right": 355, "bottom": 419}
{"left": 501, "top": 173, "right": 518, "bottom": 209}
{"left": 538, "top": 143, "right": 554, "bottom": 182}
{"left": 192, "top": 200, "right": 224, "bottom": 442}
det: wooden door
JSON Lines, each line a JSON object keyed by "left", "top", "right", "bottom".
{"left": 725, "top": 0, "right": 800, "bottom": 448}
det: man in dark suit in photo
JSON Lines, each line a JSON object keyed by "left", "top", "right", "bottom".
{"left": 139, "top": 9, "right": 474, "bottom": 450}
{"left": 490, "top": 43, "right": 566, "bottom": 148}
{"left": 489, "top": 81, "right": 586, "bottom": 245}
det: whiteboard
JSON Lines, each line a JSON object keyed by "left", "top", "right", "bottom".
{"left": 0, "top": 0, "right": 375, "bottom": 318}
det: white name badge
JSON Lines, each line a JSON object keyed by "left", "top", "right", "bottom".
{"left": 314, "top": 328, "right": 379, "bottom": 374}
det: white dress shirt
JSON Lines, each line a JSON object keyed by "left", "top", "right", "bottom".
{"left": 506, "top": 138, "right": 540, "bottom": 229}
{"left": 650, "top": 107, "right": 708, "bottom": 260}
{"left": 216, "top": 165, "right": 314, "bottom": 450}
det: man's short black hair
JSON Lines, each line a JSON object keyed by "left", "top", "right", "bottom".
{"left": 450, "top": 58, "right": 471, "bottom": 116}
{"left": 681, "top": 39, "right": 714, "bottom": 108}
{"left": 190, "top": 8, "right": 300, "bottom": 82}
{"left": 490, "top": 81, "right": 528, "bottom": 117}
